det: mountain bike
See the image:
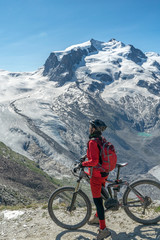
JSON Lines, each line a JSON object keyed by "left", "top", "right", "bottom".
{"left": 48, "top": 161, "right": 160, "bottom": 230}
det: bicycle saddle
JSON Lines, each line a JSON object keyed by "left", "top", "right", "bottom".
{"left": 116, "top": 162, "right": 128, "bottom": 168}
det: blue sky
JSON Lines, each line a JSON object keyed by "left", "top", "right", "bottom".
{"left": 0, "top": 0, "right": 160, "bottom": 72}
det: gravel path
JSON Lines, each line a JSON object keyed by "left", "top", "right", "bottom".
{"left": 0, "top": 206, "right": 160, "bottom": 240}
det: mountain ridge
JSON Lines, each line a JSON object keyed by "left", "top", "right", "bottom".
{"left": 0, "top": 38, "right": 160, "bottom": 181}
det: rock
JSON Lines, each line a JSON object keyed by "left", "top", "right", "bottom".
{"left": 43, "top": 48, "right": 88, "bottom": 86}
{"left": 0, "top": 206, "right": 159, "bottom": 240}
{"left": 127, "top": 45, "right": 147, "bottom": 64}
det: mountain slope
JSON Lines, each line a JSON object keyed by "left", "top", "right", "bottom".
{"left": 0, "top": 38, "right": 160, "bottom": 181}
{"left": 0, "top": 141, "right": 59, "bottom": 205}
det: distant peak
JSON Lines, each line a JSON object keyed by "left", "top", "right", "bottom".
{"left": 108, "top": 38, "right": 119, "bottom": 42}
{"left": 109, "top": 38, "right": 115, "bottom": 41}
{"left": 108, "top": 38, "right": 125, "bottom": 48}
{"left": 90, "top": 38, "right": 103, "bottom": 44}
{"left": 90, "top": 38, "right": 104, "bottom": 50}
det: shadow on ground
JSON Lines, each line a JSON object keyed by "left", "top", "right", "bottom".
{"left": 111, "top": 224, "right": 160, "bottom": 240}
{"left": 55, "top": 229, "right": 97, "bottom": 240}
{"left": 55, "top": 224, "right": 160, "bottom": 240}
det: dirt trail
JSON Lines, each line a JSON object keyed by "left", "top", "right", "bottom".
{"left": 0, "top": 206, "right": 160, "bottom": 240}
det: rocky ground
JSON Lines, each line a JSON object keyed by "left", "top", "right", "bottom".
{"left": 0, "top": 205, "right": 160, "bottom": 240}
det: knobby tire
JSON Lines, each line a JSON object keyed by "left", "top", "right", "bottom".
{"left": 123, "top": 179, "right": 160, "bottom": 225}
{"left": 48, "top": 186, "right": 92, "bottom": 230}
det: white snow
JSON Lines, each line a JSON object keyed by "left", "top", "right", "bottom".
{"left": 65, "top": 40, "right": 91, "bottom": 51}
{"left": 149, "top": 165, "right": 160, "bottom": 181}
{"left": 0, "top": 67, "right": 71, "bottom": 157}
{"left": 3, "top": 210, "right": 24, "bottom": 220}
{"left": 54, "top": 40, "right": 92, "bottom": 61}
{"left": 0, "top": 38, "right": 160, "bottom": 171}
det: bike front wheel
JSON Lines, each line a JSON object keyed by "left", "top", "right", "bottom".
{"left": 123, "top": 179, "right": 160, "bottom": 224}
{"left": 48, "top": 186, "right": 92, "bottom": 230}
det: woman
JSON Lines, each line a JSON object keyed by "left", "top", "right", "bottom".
{"left": 81, "top": 119, "right": 111, "bottom": 240}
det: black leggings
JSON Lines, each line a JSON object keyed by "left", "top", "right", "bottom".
{"left": 93, "top": 197, "right": 105, "bottom": 220}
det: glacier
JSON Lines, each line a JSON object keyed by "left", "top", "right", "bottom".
{"left": 0, "top": 38, "right": 160, "bottom": 180}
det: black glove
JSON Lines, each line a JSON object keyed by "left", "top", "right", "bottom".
{"left": 78, "top": 162, "right": 83, "bottom": 168}
{"left": 80, "top": 155, "right": 87, "bottom": 162}
{"left": 73, "top": 162, "right": 83, "bottom": 173}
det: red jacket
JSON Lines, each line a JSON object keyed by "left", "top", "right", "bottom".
{"left": 82, "top": 139, "right": 102, "bottom": 177}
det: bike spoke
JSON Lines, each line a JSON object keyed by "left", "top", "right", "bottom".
{"left": 48, "top": 187, "right": 92, "bottom": 229}
{"left": 53, "top": 194, "right": 86, "bottom": 223}
{"left": 123, "top": 180, "right": 160, "bottom": 224}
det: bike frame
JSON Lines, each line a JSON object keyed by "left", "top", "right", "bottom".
{"left": 71, "top": 164, "right": 146, "bottom": 209}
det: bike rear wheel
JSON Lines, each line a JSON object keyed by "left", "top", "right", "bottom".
{"left": 48, "top": 186, "right": 92, "bottom": 230}
{"left": 123, "top": 179, "right": 160, "bottom": 224}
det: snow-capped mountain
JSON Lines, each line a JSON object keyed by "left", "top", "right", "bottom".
{"left": 0, "top": 38, "right": 160, "bottom": 180}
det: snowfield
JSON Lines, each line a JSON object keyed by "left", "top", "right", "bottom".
{"left": 0, "top": 38, "right": 160, "bottom": 178}
{"left": 149, "top": 165, "right": 160, "bottom": 181}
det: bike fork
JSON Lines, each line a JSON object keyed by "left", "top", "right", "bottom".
{"left": 68, "top": 181, "right": 80, "bottom": 212}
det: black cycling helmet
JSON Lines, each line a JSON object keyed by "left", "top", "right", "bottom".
{"left": 90, "top": 119, "right": 107, "bottom": 132}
